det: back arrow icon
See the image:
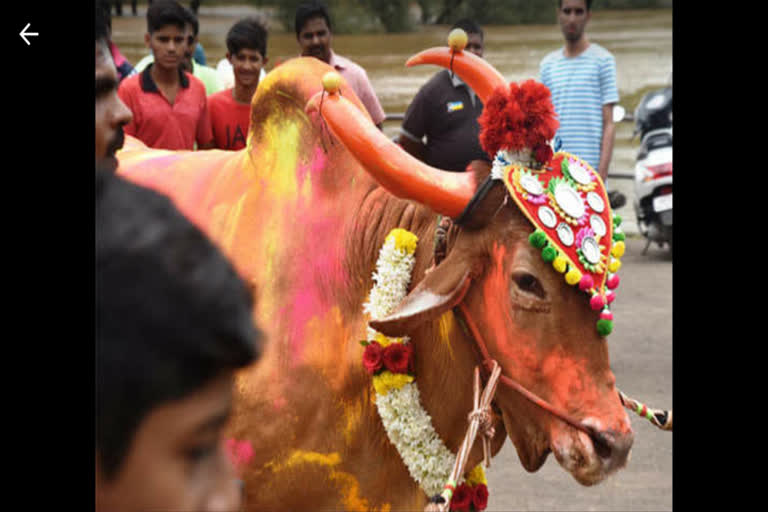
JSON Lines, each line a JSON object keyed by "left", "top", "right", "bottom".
{"left": 20, "top": 23, "right": 38, "bottom": 46}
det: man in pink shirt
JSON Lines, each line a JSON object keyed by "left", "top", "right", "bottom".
{"left": 295, "top": 1, "right": 385, "bottom": 130}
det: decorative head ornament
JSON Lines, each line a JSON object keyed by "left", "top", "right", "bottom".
{"left": 470, "top": 37, "right": 624, "bottom": 336}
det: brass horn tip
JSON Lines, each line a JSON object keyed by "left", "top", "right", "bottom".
{"left": 448, "top": 28, "right": 468, "bottom": 52}
{"left": 322, "top": 71, "right": 342, "bottom": 95}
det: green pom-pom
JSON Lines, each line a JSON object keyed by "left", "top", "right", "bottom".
{"left": 541, "top": 245, "right": 557, "bottom": 263}
{"left": 613, "top": 214, "right": 622, "bottom": 227}
{"left": 596, "top": 319, "right": 613, "bottom": 336}
{"left": 529, "top": 230, "right": 547, "bottom": 249}
{"left": 613, "top": 230, "right": 625, "bottom": 242}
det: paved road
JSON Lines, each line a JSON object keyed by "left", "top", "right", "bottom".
{"left": 486, "top": 236, "right": 672, "bottom": 511}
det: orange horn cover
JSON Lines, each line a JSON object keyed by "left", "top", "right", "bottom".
{"left": 406, "top": 47, "right": 507, "bottom": 105}
{"left": 306, "top": 90, "right": 476, "bottom": 219}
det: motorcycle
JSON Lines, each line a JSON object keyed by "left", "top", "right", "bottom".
{"left": 631, "top": 84, "right": 673, "bottom": 254}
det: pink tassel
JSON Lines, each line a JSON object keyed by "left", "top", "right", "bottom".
{"left": 590, "top": 294, "right": 605, "bottom": 311}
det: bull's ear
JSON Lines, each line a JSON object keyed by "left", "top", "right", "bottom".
{"left": 369, "top": 261, "right": 472, "bottom": 337}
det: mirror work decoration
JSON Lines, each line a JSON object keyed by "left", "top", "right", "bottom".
{"left": 478, "top": 79, "right": 625, "bottom": 336}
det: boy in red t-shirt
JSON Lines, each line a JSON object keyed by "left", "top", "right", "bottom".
{"left": 207, "top": 17, "right": 269, "bottom": 151}
{"left": 118, "top": 1, "right": 214, "bottom": 151}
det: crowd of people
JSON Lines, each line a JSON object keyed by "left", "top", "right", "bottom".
{"left": 95, "top": 0, "right": 619, "bottom": 509}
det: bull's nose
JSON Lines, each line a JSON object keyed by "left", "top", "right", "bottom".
{"left": 589, "top": 427, "right": 634, "bottom": 471}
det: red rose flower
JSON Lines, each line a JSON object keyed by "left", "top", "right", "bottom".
{"left": 534, "top": 144, "right": 553, "bottom": 165}
{"left": 472, "top": 483, "right": 489, "bottom": 511}
{"left": 450, "top": 483, "right": 472, "bottom": 512}
{"left": 382, "top": 342, "right": 412, "bottom": 374}
{"left": 362, "top": 342, "right": 384, "bottom": 374}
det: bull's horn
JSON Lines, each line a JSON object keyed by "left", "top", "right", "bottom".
{"left": 306, "top": 80, "right": 477, "bottom": 219}
{"left": 406, "top": 47, "right": 507, "bottom": 105}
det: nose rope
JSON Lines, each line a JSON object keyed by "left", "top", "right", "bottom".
{"left": 619, "top": 391, "right": 673, "bottom": 431}
{"left": 456, "top": 302, "right": 599, "bottom": 439}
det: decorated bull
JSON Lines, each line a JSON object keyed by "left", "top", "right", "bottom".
{"left": 117, "top": 33, "right": 668, "bottom": 512}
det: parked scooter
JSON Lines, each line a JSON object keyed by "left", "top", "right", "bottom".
{"left": 631, "top": 85, "right": 673, "bottom": 254}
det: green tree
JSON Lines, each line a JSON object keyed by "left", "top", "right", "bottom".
{"left": 361, "top": 0, "right": 413, "bottom": 32}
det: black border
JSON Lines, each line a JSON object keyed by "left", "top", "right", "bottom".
{"left": 4, "top": 4, "right": 93, "bottom": 507}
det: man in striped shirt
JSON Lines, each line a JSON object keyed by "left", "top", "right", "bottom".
{"left": 539, "top": 0, "right": 618, "bottom": 183}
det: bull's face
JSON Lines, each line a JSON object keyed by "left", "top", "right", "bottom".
{"left": 371, "top": 176, "right": 633, "bottom": 486}
{"left": 306, "top": 35, "right": 633, "bottom": 486}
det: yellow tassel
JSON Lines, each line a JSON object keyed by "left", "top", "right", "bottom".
{"left": 608, "top": 259, "right": 622, "bottom": 273}
{"left": 553, "top": 256, "right": 567, "bottom": 273}
{"left": 611, "top": 240, "right": 626, "bottom": 258}
{"left": 565, "top": 268, "right": 582, "bottom": 285}
{"left": 465, "top": 464, "right": 488, "bottom": 486}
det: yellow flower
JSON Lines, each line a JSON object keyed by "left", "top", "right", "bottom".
{"left": 465, "top": 464, "right": 487, "bottom": 486}
{"left": 374, "top": 333, "right": 403, "bottom": 348}
{"left": 387, "top": 229, "right": 418, "bottom": 255}
{"left": 372, "top": 371, "right": 414, "bottom": 396}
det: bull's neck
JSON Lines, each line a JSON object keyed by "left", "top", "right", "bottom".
{"left": 355, "top": 189, "right": 440, "bottom": 285}
{"left": 353, "top": 188, "right": 496, "bottom": 475}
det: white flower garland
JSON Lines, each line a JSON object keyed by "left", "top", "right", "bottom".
{"left": 362, "top": 229, "right": 457, "bottom": 496}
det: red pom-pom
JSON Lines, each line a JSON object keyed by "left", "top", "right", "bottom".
{"left": 450, "top": 483, "right": 472, "bottom": 512}
{"left": 534, "top": 144, "right": 553, "bottom": 165}
{"left": 472, "top": 484, "right": 489, "bottom": 511}
{"left": 590, "top": 294, "right": 605, "bottom": 311}
{"left": 600, "top": 310, "right": 613, "bottom": 321}
{"left": 362, "top": 342, "right": 384, "bottom": 374}
{"left": 607, "top": 274, "right": 620, "bottom": 289}
{"left": 606, "top": 290, "right": 616, "bottom": 304}
{"left": 479, "top": 80, "right": 559, "bottom": 158}
{"left": 579, "top": 274, "right": 594, "bottom": 292}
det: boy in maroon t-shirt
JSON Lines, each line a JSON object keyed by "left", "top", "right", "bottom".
{"left": 207, "top": 17, "right": 269, "bottom": 151}
{"left": 118, "top": 1, "right": 214, "bottom": 151}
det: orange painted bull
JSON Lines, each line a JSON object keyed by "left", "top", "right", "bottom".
{"left": 117, "top": 50, "right": 633, "bottom": 511}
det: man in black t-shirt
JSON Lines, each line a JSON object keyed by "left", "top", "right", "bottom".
{"left": 398, "top": 19, "right": 490, "bottom": 172}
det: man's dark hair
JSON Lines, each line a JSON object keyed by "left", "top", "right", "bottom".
{"left": 227, "top": 17, "right": 268, "bottom": 57}
{"left": 95, "top": 0, "right": 111, "bottom": 43}
{"left": 95, "top": 169, "right": 262, "bottom": 480}
{"left": 451, "top": 18, "right": 483, "bottom": 40}
{"left": 559, "top": 0, "right": 592, "bottom": 9}
{"left": 183, "top": 5, "right": 200, "bottom": 36}
{"left": 146, "top": 0, "right": 188, "bottom": 34}
{"left": 294, "top": 1, "right": 332, "bottom": 38}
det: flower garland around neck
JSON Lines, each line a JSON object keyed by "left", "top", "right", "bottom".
{"left": 361, "top": 228, "right": 489, "bottom": 511}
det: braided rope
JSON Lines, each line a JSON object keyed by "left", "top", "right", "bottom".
{"left": 424, "top": 363, "right": 502, "bottom": 512}
{"left": 618, "top": 390, "right": 672, "bottom": 431}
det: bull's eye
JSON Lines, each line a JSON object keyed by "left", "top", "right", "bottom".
{"left": 512, "top": 271, "right": 547, "bottom": 300}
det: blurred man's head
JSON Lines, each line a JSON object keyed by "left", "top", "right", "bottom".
{"left": 451, "top": 18, "right": 484, "bottom": 58}
{"left": 226, "top": 17, "right": 269, "bottom": 90}
{"left": 558, "top": 0, "right": 592, "bottom": 44}
{"left": 95, "top": 169, "right": 262, "bottom": 511}
{"left": 181, "top": 7, "right": 200, "bottom": 72}
{"left": 295, "top": 1, "right": 333, "bottom": 64}
{"left": 144, "top": 0, "right": 187, "bottom": 73}
{"left": 95, "top": 2, "right": 132, "bottom": 169}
